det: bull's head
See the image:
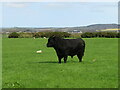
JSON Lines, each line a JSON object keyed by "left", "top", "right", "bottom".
{"left": 46, "top": 36, "right": 60, "bottom": 47}
{"left": 47, "top": 36, "right": 55, "bottom": 47}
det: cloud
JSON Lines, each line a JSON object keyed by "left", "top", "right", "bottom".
{"left": 46, "top": 3, "right": 65, "bottom": 7}
{"left": 6, "top": 3, "right": 27, "bottom": 8}
{"left": 45, "top": 3, "right": 72, "bottom": 8}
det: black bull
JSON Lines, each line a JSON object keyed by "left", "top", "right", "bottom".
{"left": 47, "top": 36, "right": 85, "bottom": 63}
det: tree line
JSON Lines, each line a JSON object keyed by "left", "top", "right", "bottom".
{"left": 8, "top": 32, "right": 71, "bottom": 38}
{"left": 8, "top": 31, "right": 120, "bottom": 38}
{"left": 81, "top": 32, "right": 120, "bottom": 38}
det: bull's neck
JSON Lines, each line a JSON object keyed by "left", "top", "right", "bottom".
{"left": 53, "top": 39, "right": 63, "bottom": 50}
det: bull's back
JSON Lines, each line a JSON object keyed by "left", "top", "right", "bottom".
{"left": 63, "top": 38, "right": 85, "bottom": 47}
{"left": 63, "top": 38, "right": 85, "bottom": 56}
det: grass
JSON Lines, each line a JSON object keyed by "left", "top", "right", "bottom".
{"left": 2, "top": 38, "right": 118, "bottom": 88}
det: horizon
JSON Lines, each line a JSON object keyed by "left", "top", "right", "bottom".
{"left": 1, "top": 23, "right": 118, "bottom": 28}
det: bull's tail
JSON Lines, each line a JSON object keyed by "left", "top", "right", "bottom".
{"left": 71, "top": 56, "right": 73, "bottom": 58}
{"left": 82, "top": 40, "right": 85, "bottom": 56}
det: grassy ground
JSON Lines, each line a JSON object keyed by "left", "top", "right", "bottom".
{"left": 2, "top": 38, "right": 118, "bottom": 88}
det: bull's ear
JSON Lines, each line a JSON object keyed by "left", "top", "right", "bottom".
{"left": 50, "top": 35, "right": 56, "bottom": 40}
{"left": 49, "top": 35, "right": 55, "bottom": 39}
{"left": 51, "top": 35, "right": 59, "bottom": 41}
{"left": 53, "top": 36, "right": 56, "bottom": 40}
{"left": 52, "top": 35, "right": 55, "bottom": 38}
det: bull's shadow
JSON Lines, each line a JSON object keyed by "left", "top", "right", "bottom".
{"left": 34, "top": 59, "right": 79, "bottom": 64}
{"left": 35, "top": 61, "right": 58, "bottom": 63}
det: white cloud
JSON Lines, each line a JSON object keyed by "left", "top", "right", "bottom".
{"left": 45, "top": 3, "right": 72, "bottom": 8}
{"left": 46, "top": 3, "right": 65, "bottom": 7}
{"left": 6, "top": 3, "right": 27, "bottom": 8}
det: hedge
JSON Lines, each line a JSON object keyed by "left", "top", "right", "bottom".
{"left": 81, "top": 32, "right": 120, "bottom": 38}
{"left": 8, "top": 32, "right": 120, "bottom": 38}
{"left": 8, "top": 32, "right": 19, "bottom": 38}
{"left": 8, "top": 32, "right": 71, "bottom": 38}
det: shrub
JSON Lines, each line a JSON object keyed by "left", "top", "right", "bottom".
{"left": 33, "top": 32, "right": 71, "bottom": 38}
{"left": 81, "top": 32, "right": 119, "bottom": 38}
{"left": 19, "top": 33, "right": 33, "bottom": 38}
{"left": 8, "top": 31, "right": 119, "bottom": 38}
{"left": 8, "top": 32, "right": 19, "bottom": 38}
{"left": 33, "top": 33, "right": 40, "bottom": 38}
{"left": 81, "top": 32, "right": 96, "bottom": 38}
{"left": 116, "top": 32, "right": 120, "bottom": 38}
{"left": 62, "top": 32, "right": 71, "bottom": 38}
{"left": 71, "top": 33, "right": 82, "bottom": 38}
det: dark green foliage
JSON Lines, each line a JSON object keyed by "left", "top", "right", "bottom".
{"left": 8, "top": 31, "right": 119, "bottom": 38}
{"left": 70, "top": 33, "right": 82, "bottom": 38}
{"left": 8, "top": 32, "right": 71, "bottom": 38}
{"left": 62, "top": 32, "right": 71, "bottom": 38}
{"left": 81, "top": 32, "right": 96, "bottom": 38}
{"left": 117, "top": 32, "right": 120, "bottom": 38}
{"left": 19, "top": 33, "right": 33, "bottom": 38}
{"left": 81, "top": 32, "right": 120, "bottom": 38}
{"left": 33, "top": 33, "right": 40, "bottom": 38}
{"left": 33, "top": 32, "right": 71, "bottom": 38}
{"left": 8, "top": 32, "right": 19, "bottom": 38}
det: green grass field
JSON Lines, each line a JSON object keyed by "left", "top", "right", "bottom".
{"left": 2, "top": 38, "right": 118, "bottom": 88}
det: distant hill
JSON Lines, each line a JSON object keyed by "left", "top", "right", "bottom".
{"left": 2, "top": 24, "right": 118, "bottom": 33}
{"left": 65, "top": 24, "right": 118, "bottom": 32}
{"left": 86, "top": 24, "right": 118, "bottom": 29}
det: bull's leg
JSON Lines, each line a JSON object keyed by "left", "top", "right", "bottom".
{"left": 77, "top": 54, "right": 83, "bottom": 62}
{"left": 58, "top": 56, "right": 62, "bottom": 63}
{"left": 64, "top": 56, "right": 68, "bottom": 63}
{"left": 77, "top": 47, "right": 85, "bottom": 62}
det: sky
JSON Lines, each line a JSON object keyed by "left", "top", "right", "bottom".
{"left": 0, "top": 2, "right": 118, "bottom": 27}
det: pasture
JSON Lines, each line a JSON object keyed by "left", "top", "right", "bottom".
{"left": 2, "top": 38, "right": 118, "bottom": 88}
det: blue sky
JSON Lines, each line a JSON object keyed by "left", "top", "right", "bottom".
{"left": 1, "top": 2, "right": 118, "bottom": 27}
